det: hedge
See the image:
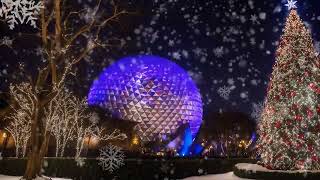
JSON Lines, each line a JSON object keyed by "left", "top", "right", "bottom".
{"left": 233, "top": 163, "right": 320, "bottom": 180}
{"left": 0, "top": 158, "right": 256, "bottom": 180}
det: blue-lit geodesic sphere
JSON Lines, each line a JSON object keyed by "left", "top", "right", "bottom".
{"left": 88, "top": 55, "right": 203, "bottom": 142}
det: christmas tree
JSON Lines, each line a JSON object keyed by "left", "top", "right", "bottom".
{"left": 257, "top": 9, "right": 320, "bottom": 170}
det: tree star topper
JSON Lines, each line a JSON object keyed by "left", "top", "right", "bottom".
{"left": 285, "top": 0, "right": 297, "bottom": 10}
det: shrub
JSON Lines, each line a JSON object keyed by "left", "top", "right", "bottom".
{"left": 0, "top": 158, "right": 255, "bottom": 180}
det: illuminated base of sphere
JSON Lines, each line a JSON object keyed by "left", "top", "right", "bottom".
{"left": 88, "top": 55, "right": 203, "bottom": 142}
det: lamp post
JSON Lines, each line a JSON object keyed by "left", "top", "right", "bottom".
{"left": 1, "top": 132, "right": 8, "bottom": 156}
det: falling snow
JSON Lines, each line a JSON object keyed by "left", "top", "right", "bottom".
{"left": 98, "top": 144, "right": 125, "bottom": 173}
{"left": 1, "top": 0, "right": 320, "bottom": 115}
{"left": 0, "top": 36, "right": 12, "bottom": 46}
{"left": 0, "top": 0, "right": 43, "bottom": 29}
{"left": 250, "top": 102, "right": 264, "bottom": 121}
{"left": 217, "top": 86, "right": 232, "bottom": 100}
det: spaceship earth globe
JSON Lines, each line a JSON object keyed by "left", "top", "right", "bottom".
{"left": 88, "top": 55, "right": 203, "bottom": 142}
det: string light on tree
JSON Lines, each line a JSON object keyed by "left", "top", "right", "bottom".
{"left": 5, "top": 83, "right": 33, "bottom": 158}
{"left": 257, "top": 6, "right": 320, "bottom": 170}
{"left": 0, "top": 0, "right": 130, "bottom": 178}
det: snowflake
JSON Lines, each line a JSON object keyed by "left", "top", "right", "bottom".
{"left": 75, "top": 158, "right": 86, "bottom": 167}
{"left": 227, "top": 78, "right": 234, "bottom": 85}
{"left": 193, "top": 47, "right": 202, "bottom": 57}
{"left": 82, "top": 8, "right": 95, "bottom": 23}
{"left": 89, "top": 112, "right": 100, "bottom": 125}
{"left": 87, "top": 38, "right": 95, "bottom": 49}
{"left": 34, "top": 46, "right": 44, "bottom": 56}
{"left": 315, "top": 41, "right": 320, "bottom": 54}
{"left": 251, "top": 102, "right": 264, "bottom": 121}
{"left": 217, "top": 86, "right": 232, "bottom": 100}
{"left": 0, "top": 0, "right": 43, "bottom": 29}
{"left": 172, "top": 51, "right": 181, "bottom": 60}
{"left": 0, "top": 36, "right": 13, "bottom": 46}
{"left": 285, "top": 0, "right": 297, "bottom": 10}
{"left": 213, "top": 46, "right": 224, "bottom": 58}
{"left": 181, "top": 50, "right": 189, "bottom": 58}
{"left": 150, "top": 32, "right": 159, "bottom": 43}
{"left": 160, "top": 163, "right": 170, "bottom": 173}
{"left": 168, "top": 39, "right": 175, "bottom": 46}
{"left": 98, "top": 144, "right": 125, "bottom": 173}
{"left": 250, "top": 14, "right": 259, "bottom": 24}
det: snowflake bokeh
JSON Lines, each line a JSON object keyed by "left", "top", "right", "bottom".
{"left": 1, "top": 0, "right": 320, "bottom": 116}
{"left": 250, "top": 102, "right": 264, "bottom": 121}
{"left": 98, "top": 144, "right": 125, "bottom": 173}
{"left": 0, "top": 0, "right": 43, "bottom": 29}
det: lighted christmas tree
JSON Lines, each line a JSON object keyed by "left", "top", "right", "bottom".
{"left": 257, "top": 8, "right": 320, "bottom": 170}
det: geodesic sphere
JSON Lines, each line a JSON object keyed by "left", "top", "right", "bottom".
{"left": 88, "top": 55, "right": 203, "bottom": 142}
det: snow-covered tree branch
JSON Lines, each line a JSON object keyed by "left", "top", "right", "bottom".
{"left": 0, "top": 0, "right": 133, "bottom": 178}
{"left": 74, "top": 110, "right": 127, "bottom": 158}
{"left": 5, "top": 114, "right": 31, "bottom": 157}
{"left": 49, "top": 90, "right": 76, "bottom": 157}
{"left": 5, "top": 83, "right": 35, "bottom": 157}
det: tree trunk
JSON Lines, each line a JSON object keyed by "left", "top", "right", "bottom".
{"left": 75, "top": 139, "right": 81, "bottom": 158}
{"left": 85, "top": 136, "right": 91, "bottom": 156}
{"left": 23, "top": 140, "right": 28, "bottom": 158}
{"left": 76, "top": 138, "right": 85, "bottom": 158}
{"left": 55, "top": 140, "right": 60, "bottom": 157}
{"left": 24, "top": 150, "right": 41, "bottom": 179}
{"left": 24, "top": 102, "right": 42, "bottom": 180}
{"left": 1, "top": 134, "right": 9, "bottom": 156}
{"left": 24, "top": 134, "right": 50, "bottom": 179}
{"left": 60, "top": 141, "right": 67, "bottom": 157}
{"left": 39, "top": 134, "right": 51, "bottom": 172}
{"left": 15, "top": 145, "right": 19, "bottom": 158}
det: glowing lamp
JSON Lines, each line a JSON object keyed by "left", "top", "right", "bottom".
{"left": 132, "top": 137, "right": 139, "bottom": 145}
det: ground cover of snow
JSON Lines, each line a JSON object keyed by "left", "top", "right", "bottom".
{"left": 183, "top": 172, "right": 253, "bottom": 180}
{"left": 236, "top": 163, "right": 320, "bottom": 173}
{"left": 0, "top": 175, "right": 71, "bottom": 180}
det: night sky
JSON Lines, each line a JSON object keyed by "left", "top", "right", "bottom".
{"left": 0, "top": 0, "right": 320, "bottom": 120}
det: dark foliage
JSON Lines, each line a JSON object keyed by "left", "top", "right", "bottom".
{"left": 0, "top": 158, "right": 255, "bottom": 180}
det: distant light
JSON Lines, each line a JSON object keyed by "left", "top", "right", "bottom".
{"left": 132, "top": 136, "right": 139, "bottom": 145}
{"left": 239, "top": 140, "right": 248, "bottom": 149}
{"left": 87, "top": 136, "right": 99, "bottom": 147}
{"left": 2, "top": 132, "right": 7, "bottom": 138}
{"left": 178, "top": 126, "right": 193, "bottom": 156}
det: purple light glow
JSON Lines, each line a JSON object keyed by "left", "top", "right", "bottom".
{"left": 88, "top": 55, "right": 203, "bottom": 142}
